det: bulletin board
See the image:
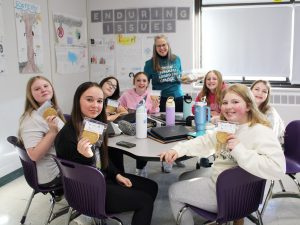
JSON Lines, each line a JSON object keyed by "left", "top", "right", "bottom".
{"left": 292, "top": 4, "right": 300, "bottom": 84}
{"left": 87, "top": 0, "right": 194, "bottom": 90}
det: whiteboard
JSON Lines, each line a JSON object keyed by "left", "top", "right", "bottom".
{"left": 87, "top": 0, "right": 194, "bottom": 90}
{"left": 292, "top": 5, "right": 300, "bottom": 84}
{"left": 202, "top": 5, "right": 292, "bottom": 78}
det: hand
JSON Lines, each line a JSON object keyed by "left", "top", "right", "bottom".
{"left": 77, "top": 138, "right": 93, "bottom": 157}
{"left": 226, "top": 134, "right": 240, "bottom": 151}
{"left": 116, "top": 174, "right": 132, "bottom": 187}
{"left": 181, "top": 74, "right": 204, "bottom": 84}
{"left": 151, "top": 97, "right": 160, "bottom": 109}
{"left": 117, "top": 106, "right": 128, "bottom": 116}
{"left": 159, "top": 149, "right": 178, "bottom": 164}
{"left": 46, "top": 116, "right": 59, "bottom": 134}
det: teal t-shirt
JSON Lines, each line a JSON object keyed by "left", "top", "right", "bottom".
{"left": 144, "top": 56, "right": 183, "bottom": 98}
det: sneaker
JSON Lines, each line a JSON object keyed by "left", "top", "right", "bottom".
{"left": 70, "top": 215, "right": 93, "bottom": 225}
{"left": 135, "top": 166, "right": 148, "bottom": 177}
{"left": 163, "top": 162, "right": 173, "bottom": 173}
{"left": 175, "top": 160, "right": 186, "bottom": 168}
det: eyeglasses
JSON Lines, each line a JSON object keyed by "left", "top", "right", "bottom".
{"left": 155, "top": 43, "right": 167, "bottom": 48}
{"left": 105, "top": 80, "right": 117, "bottom": 90}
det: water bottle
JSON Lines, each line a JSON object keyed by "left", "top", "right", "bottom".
{"left": 136, "top": 100, "right": 147, "bottom": 139}
{"left": 195, "top": 97, "right": 211, "bottom": 133}
{"left": 166, "top": 97, "right": 175, "bottom": 126}
{"left": 183, "top": 94, "right": 192, "bottom": 120}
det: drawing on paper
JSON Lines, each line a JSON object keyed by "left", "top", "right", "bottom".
{"left": 15, "top": 0, "right": 43, "bottom": 74}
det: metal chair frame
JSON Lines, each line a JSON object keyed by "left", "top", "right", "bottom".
{"left": 7, "top": 136, "right": 69, "bottom": 225}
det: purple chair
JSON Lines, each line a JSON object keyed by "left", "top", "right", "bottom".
{"left": 176, "top": 166, "right": 266, "bottom": 225}
{"left": 261, "top": 120, "right": 300, "bottom": 214}
{"left": 53, "top": 156, "right": 123, "bottom": 225}
{"left": 7, "top": 136, "right": 68, "bottom": 225}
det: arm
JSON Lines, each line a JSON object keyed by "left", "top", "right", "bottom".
{"left": 229, "top": 126, "right": 286, "bottom": 180}
{"left": 24, "top": 116, "right": 59, "bottom": 161}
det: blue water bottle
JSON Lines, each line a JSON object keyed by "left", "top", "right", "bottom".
{"left": 183, "top": 94, "right": 192, "bottom": 120}
{"left": 194, "top": 97, "right": 211, "bottom": 136}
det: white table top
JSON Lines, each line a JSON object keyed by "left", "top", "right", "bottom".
{"left": 108, "top": 134, "right": 184, "bottom": 161}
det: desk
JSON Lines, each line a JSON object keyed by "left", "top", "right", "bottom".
{"left": 108, "top": 135, "right": 186, "bottom": 161}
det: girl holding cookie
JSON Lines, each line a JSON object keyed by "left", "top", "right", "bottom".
{"left": 119, "top": 71, "right": 160, "bottom": 177}
{"left": 19, "top": 76, "right": 65, "bottom": 187}
{"left": 160, "top": 84, "right": 285, "bottom": 225}
{"left": 55, "top": 82, "right": 158, "bottom": 225}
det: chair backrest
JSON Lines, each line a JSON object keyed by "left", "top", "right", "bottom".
{"left": 63, "top": 114, "right": 71, "bottom": 122}
{"left": 7, "top": 136, "right": 39, "bottom": 191}
{"left": 284, "top": 120, "right": 300, "bottom": 167}
{"left": 53, "top": 157, "right": 108, "bottom": 219}
{"left": 216, "top": 166, "right": 266, "bottom": 223}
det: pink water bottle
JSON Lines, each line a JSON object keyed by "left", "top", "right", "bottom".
{"left": 166, "top": 97, "right": 175, "bottom": 126}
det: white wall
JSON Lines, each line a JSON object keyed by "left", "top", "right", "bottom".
{"left": 0, "top": 0, "right": 87, "bottom": 178}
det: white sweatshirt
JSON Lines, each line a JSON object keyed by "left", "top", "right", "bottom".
{"left": 172, "top": 123, "right": 286, "bottom": 183}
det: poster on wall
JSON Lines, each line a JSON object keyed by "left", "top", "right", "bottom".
{"left": 90, "top": 37, "right": 115, "bottom": 77}
{"left": 55, "top": 46, "right": 88, "bottom": 74}
{"left": 15, "top": 0, "right": 44, "bottom": 74}
{"left": 0, "top": 0, "right": 5, "bottom": 74}
{"left": 53, "top": 13, "right": 87, "bottom": 46}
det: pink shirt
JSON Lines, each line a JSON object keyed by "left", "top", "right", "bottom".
{"left": 119, "top": 89, "right": 159, "bottom": 114}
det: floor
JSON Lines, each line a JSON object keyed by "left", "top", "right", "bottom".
{"left": 0, "top": 155, "right": 299, "bottom": 225}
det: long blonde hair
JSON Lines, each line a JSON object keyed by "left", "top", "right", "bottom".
{"left": 19, "top": 75, "right": 65, "bottom": 126}
{"left": 220, "top": 84, "right": 270, "bottom": 127}
{"left": 250, "top": 80, "right": 271, "bottom": 114}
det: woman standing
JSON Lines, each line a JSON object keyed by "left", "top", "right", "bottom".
{"left": 55, "top": 82, "right": 158, "bottom": 225}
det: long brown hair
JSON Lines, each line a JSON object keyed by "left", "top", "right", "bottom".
{"left": 250, "top": 80, "right": 271, "bottom": 114}
{"left": 198, "top": 70, "right": 224, "bottom": 107}
{"left": 99, "top": 76, "right": 120, "bottom": 100}
{"left": 152, "top": 35, "right": 176, "bottom": 72}
{"left": 71, "top": 82, "right": 108, "bottom": 169}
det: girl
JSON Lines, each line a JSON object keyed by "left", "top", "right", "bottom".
{"left": 54, "top": 82, "right": 158, "bottom": 225}
{"left": 119, "top": 71, "right": 159, "bottom": 114}
{"left": 144, "top": 34, "right": 184, "bottom": 112}
{"left": 250, "top": 80, "right": 285, "bottom": 143}
{"left": 192, "top": 70, "right": 226, "bottom": 117}
{"left": 99, "top": 76, "right": 128, "bottom": 172}
{"left": 19, "top": 76, "right": 65, "bottom": 188}
{"left": 119, "top": 72, "right": 159, "bottom": 177}
{"left": 99, "top": 76, "right": 128, "bottom": 121}
{"left": 160, "top": 84, "right": 285, "bottom": 225}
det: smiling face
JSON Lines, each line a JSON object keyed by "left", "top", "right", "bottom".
{"left": 205, "top": 71, "right": 219, "bottom": 93}
{"left": 80, "top": 86, "right": 104, "bottom": 119}
{"left": 134, "top": 73, "right": 148, "bottom": 94}
{"left": 155, "top": 37, "right": 169, "bottom": 57}
{"left": 101, "top": 78, "right": 117, "bottom": 99}
{"left": 251, "top": 82, "right": 269, "bottom": 107}
{"left": 221, "top": 91, "right": 249, "bottom": 124}
{"left": 31, "top": 78, "right": 53, "bottom": 106}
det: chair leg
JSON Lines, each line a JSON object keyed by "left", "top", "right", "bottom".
{"left": 109, "top": 216, "right": 123, "bottom": 225}
{"left": 261, "top": 180, "right": 274, "bottom": 216}
{"left": 288, "top": 174, "right": 300, "bottom": 192}
{"left": 278, "top": 180, "right": 286, "bottom": 192}
{"left": 44, "top": 196, "right": 56, "bottom": 225}
{"left": 255, "top": 210, "right": 263, "bottom": 225}
{"left": 176, "top": 205, "right": 189, "bottom": 225}
{"left": 20, "top": 189, "right": 35, "bottom": 224}
{"left": 65, "top": 207, "right": 73, "bottom": 225}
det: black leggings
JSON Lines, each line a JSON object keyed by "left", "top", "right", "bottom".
{"left": 108, "top": 146, "right": 125, "bottom": 173}
{"left": 105, "top": 174, "right": 158, "bottom": 225}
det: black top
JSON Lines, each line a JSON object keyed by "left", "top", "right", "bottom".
{"left": 54, "top": 121, "right": 119, "bottom": 181}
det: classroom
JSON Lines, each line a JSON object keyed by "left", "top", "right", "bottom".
{"left": 0, "top": 0, "right": 300, "bottom": 225}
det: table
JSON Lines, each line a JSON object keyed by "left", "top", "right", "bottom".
{"left": 108, "top": 134, "right": 183, "bottom": 161}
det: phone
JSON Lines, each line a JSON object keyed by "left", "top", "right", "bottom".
{"left": 116, "top": 141, "right": 136, "bottom": 148}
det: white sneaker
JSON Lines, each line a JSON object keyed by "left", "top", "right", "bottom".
{"left": 70, "top": 215, "right": 93, "bottom": 225}
{"left": 135, "top": 166, "right": 148, "bottom": 177}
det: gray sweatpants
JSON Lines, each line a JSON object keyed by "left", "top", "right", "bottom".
{"left": 169, "top": 175, "right": 217, "bottom": 225}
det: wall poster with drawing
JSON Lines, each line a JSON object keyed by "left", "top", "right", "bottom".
{"left": 15, "top": 0, "right": 44, "bottom": 74}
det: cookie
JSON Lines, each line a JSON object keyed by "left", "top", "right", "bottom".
{"left": 42, "top": 108, "right": 57, "bottom": 119}
{"left": 82, "top": 130, "right": 99, "bottom": 144}
{"left": 106, "top": 105, "right": 117, "bottom": 113}
{"left": 216, "top": 131, "right": 229, "bottom": 144}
